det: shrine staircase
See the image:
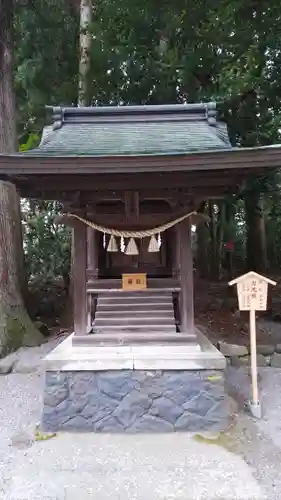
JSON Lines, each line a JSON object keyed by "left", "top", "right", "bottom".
{"left": 93, "top": 290, "right": 177, "bottom": 334}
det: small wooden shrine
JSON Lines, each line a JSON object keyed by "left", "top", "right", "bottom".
{"left": 0, "top": 103, "right": 280, "bottom": 433}
{"left": 1, "top": 102, "right": 279, "bottom": 340}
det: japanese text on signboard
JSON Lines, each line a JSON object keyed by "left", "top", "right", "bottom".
{"left": 237, "top": 278, "right": 268, "bottom": 311}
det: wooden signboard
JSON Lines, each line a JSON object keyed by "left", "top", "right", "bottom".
{"left": 236, "top": 276, "right": 269, "bottom": 311}
{"left": 122, "top": 273, "right": 147, "bottom": 291}
{"left": 229, "top": 271, "right": 277, "bottom": 418}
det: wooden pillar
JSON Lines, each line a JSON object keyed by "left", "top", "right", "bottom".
{"left": 73, "top": 222, "right": 87, "bottom": 335}
{"left": 172, "top": 227, "right": 180, "bottom": 279}
{"left": 87, "top": 227, "right": 98, "bottom": 277}
{"left": 179, "top": 217, "right": 194, "bottom": 333}
{"left": 86, "top": 227, "right": 98, "bottom": 329}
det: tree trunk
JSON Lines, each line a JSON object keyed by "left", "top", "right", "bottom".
{"left": 65, "top": 0, "right": 92, "bottom": 327}
{"left": 78, "top": 0, "right": 92, "bottom": 106}
{"left": 0, "top": 0, "right": 42, "bottom": 355}
{"left": 245, "top": 192, "right": 267, "bottom": 273}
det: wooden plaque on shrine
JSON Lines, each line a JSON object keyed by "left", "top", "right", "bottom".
{"left": 122, "top": 273, "right": 147, "bottom": 291}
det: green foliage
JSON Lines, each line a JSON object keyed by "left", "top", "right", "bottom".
{"left": 22, "top": 201, "right": 71, "bottom": 285}
{"left": 14, "top": 0, "right": 79, "bottom": 140}
{"left": 18, "top": 132, "right": 70, "bottom": 286}
{"left": 12, "top": 0, "right": 281, "bottom": 282}
{"left": 19, "top": 133, "right": 40, "bottom": 151}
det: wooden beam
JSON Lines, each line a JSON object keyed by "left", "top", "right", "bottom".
{"left": 178, "top": 217, "right": 194, "bottom": 333}
{"left": 16, "top": 171, "right": 245, "bottom": 192}
{"left": 19, "top": 187, "right": 235, "bottom": 203}
{"left": 73, "top": 222, "right": 87, "bottom": 335}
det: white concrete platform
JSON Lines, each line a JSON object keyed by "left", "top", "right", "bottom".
{"left": 42, "top": 328, "right": 226, "bottom": 371}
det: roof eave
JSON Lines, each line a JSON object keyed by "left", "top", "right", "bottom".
{"left": 0, "top": 145, "right": 280, "bottom": 175}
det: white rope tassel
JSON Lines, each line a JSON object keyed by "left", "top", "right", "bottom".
{"left": 148, "top": 234, "right": 159, "bottom": 252}
{"left": 157, "top": 232, "right": 162, "bottom": 249}
{"left": 107, "top": 235, "right": 118, "bottom": 252}
{"left": 103, "top": 232, "right": 106, "bottom": 249}
{"left": 125, "top": 237, "right": 139, "bottom": 255}
{"left": 120, "top": 236, "right": 125, "bottom": 253}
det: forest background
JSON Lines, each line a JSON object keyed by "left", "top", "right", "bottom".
{"left": 1, "top": 0, "right": 281, "bottom": 351}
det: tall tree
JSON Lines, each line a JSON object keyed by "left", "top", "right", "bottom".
{"left": 9, "top": 0, "right": 281, "bottom": 286}
{"left": 0, "top": 0, "right": 42, "bottom": 354}
{"left": 78, "top": 0, "right": 92, "bottom": 105}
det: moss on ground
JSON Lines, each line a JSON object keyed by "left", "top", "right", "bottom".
{"left": 1, "top": 310, "right": 44, "bottom": 357}
{"left": 193, "top": 430, "right": 238, "bottom": 453}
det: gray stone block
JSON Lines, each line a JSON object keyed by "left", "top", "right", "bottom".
{"left": 275, "top": 344, "right": 281, "bottom": 354}
{"left": 257, "top": 344, "right": 275, "bottom": 356}
{"left": 69, "top": 372, "right": 98, "bottom": 395}
{"left": 82, "top": 390, "right": 118, "bottom": 423}
{"left": 98, "top": 372, "right": 140, "bottom": 401}
{"left": 62, "top": 415, "right": 94, "bottom": 431}
{"left": 219, "top": 341, "right": 248, "bottom": 357}
{"left": 46, "top": 371, "right": 67, "bottom": 386}
{"left": 256, "top": 354, "right": 269, "bottom": 367}
{"left": 149, "top": 396, "right": 182, "bottom": 423}
{"left": 265, "top": 355, "right": 272, "bottom": 366}
{"left": 112, "top": 390, "right": 152, "bottom": 427}
{"left": 128, "top": 415, "right": 174, "bottom": 432}
{"left": 44, "top": 386, "right": 69, "bottom": 407}
{"left": 184, "top": 391, "right": 219, "bottom": 417}
{"left": 41, "top": 369, "right": 228, "bottom": 433}
{"left": 231, "top": 355, "right": 250, "bottom": 367}
{"left": 271, "top": 353, "right": 281, "bottom": 367}
{"left": 94, "top": 415, "right": 126, "bottom": 432}
{"left": 231, "top": 354, "right": 270, "bottom": 368}
{"left": 175, "top": 413, "right": 209, "bottom": 431}
{"left": 164, "top": 386, "right": 198, "bottom": 406}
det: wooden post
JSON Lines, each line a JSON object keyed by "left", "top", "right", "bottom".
{"left": 229, "top": 271, "right": 277, "bottom": 418}
{"left": 73, "top": 222, "right": 87, "bottom": 335}
{"left": 87, "top": 227, "right": 98, "bottom": 328}
{"left": 87, "top": 227, "right": 98, "bottom": 276}
{"left": 172, "top": 227, "right": 180, "bottom": 279}
{"left": 179, "top": 217, "right": 194, "bottom": 333}
{"left": 249, "top": 309, "right": 258, "bottom": 405}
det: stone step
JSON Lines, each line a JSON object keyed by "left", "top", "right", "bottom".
{"left": 94, "top": 289, "right": 176, "bottom": 334}
{"left": 98, "top": 296, "right": 171, "bottom": 305}
{"left": 97, "top": 291, "right": 172, "bottom": 297}
{"left": 97, "top": 302, "right": 174, "bottom": 312}
{"left": 73, "top": 332, "right": 196, "bottom": 346}
{"left": 93, "top": 324, "right": 177, "bottom": 333}
{"left": 94, "top": 316, "right": 175, "bottom": 327}
{"left": 95, "top": 310, "right": 175, "bottom": 319}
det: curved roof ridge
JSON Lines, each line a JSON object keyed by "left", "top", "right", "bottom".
{"left": 46, "top": 102, "right": 217, "bottom": 128}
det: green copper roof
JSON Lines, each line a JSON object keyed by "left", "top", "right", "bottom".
{"left": 27, "top": 103, "right": 232, "bottom": 157}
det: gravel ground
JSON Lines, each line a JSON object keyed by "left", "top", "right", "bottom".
{"left": 0, "top": 335, "right": 281, "bottom": 499}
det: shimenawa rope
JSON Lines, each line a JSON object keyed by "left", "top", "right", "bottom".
{"left": 66, "top": 211, "right": 197, "bottom": 238}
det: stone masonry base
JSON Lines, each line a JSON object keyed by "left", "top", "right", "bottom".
{"left": 42, "top": 369, "right": 228, "bottom": 433}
